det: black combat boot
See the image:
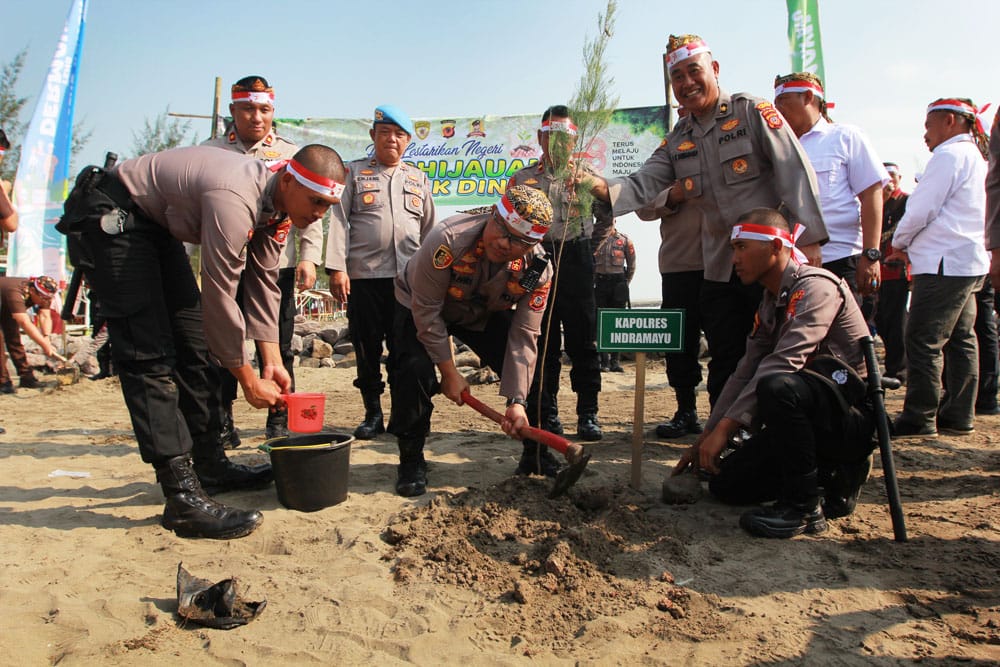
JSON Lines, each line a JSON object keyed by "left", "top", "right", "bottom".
{"left": 515, "top": 440, "right": 561, "bottom": 478}
{"left": 354, "top": 393, "right": 385, "bottom": 440}
{"left": 220, "top": 402, "right": 241, "bottom": 450}
{"left": 156, "top": 454, "right": 263, "bottom": 539}
{"left": 265, "top": 406, "right": 289, "bottom": 439}
{"left": 396, "top": 438, "right": 428, "bottom": 497}
{"left": 540, "top": 392, "right": 563, "bottom": 435}
{"left": 656, "top": 387, "right": 702, "bottom": 438}
{"left": 193, "top": 442, "right": 273, "bottom": 495}
{"left": 608, "top": 353, "right": 624, "bottom": 373}
{"left": 576, "top": 393, "right": 603, "bottom": 441}
{"left": 820, "top": 455, "right": 873, "bottom": 519}
{"left": 599, "top": 352, "right": 611, "bottom": 373}
{"left": 739, "top": 470, "right": 828, "bottom": 538}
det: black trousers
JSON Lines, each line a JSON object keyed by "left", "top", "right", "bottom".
{"left": 387, "top": 305, "right": 512, "bottom": 440}
{"left": 594, "top": 273, "right": 628, "bottom": 310}
{"left": 975, "top": 281, "right": 999, "bottom": 409}
{"left": 347, "top": 278, "right": 397, "bottom": 397}
{"left": 708, "top": 371, "right": 875, "bottom": 505}
{"left": 528, "top": 238, "right": 601, "bottom": 422}
{"left": 875, "top": 278, "right": 908, "bottom": 378}
{"left": 661, "top": 270, "right": 704, "bottom": 389}
{"left": 824, "top": 254, "right": 876, "bottom": 324}
{"left": 82, "top": 214, "right": 223, "bottom": 465}
{"left": 700, "top": 274, "right": 762, "bottom": 408}
{"left": 221, "top": 266, "right": 297, "bottom": 403}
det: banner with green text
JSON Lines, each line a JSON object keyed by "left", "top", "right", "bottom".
{"left": 785, "top": 0, "right": 826, "bottom": 85}
{"left": 278, "top": 107, "right": 666, "bottom": 208}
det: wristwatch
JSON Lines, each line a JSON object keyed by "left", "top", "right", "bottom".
{"left": 506, "top": 397, "right": 527, "bottom": 408}
{"left": 863, "top": 248, "right": 882, "bottom": 262}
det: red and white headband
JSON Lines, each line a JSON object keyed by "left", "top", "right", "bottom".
{"left": 927, "top": 99, "right": 992, "bottom": 138}
{"left": 540, "top": 119, "right": 578, "bottom": 136}
{"left": 667, "top": 39, "right": 711, "bottom": 69}
{"left": 32, "top": 277, "right": 58, "bottom": 297}
{"left": 286, "top": 159, "right": 345, "bottom": 199}
{"left": 0, "top": 147, "right": 5, "bottom": 158}
{"left": 774, "top": 79, "right": 835, "bottom": 108}
{"left": 495, "top": 195, "right": 548, "bottom": 242}
{"left": 232, "top": 90, "right": 275, "bottom": 106}
{"left": 731, "top": 222, "right": 808, "bottom": 264}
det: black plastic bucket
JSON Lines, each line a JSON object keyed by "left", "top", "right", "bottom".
{"left": 260, "top": 432, "right": 353, "bottom": 512}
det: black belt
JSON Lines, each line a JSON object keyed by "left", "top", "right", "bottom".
{"left": 595, "top": 272, "right": 626, "bottom": 280}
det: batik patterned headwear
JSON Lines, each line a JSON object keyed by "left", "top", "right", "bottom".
{"left": 927, "top": 98, "right": 992, "bottom": 158}
{"left": 231, "top": 77, "right": 275, "bottom": 107}
{"left": 666, "top": 34, "right": 711, "bottom": 70}
{"left": 495, "top": 185, "right": 552, "bottom": 242}
{"left": 31, "top": 276, "right": 59, "bottom": 297}
{"left": 731, "top": 222, "right": 808, "bottom": 264}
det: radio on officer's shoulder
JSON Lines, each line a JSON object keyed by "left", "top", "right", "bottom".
{"left": 518, "top": 256, "right": 548, "bottom": 291}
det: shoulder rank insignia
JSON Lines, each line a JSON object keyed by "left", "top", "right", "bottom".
{"left": 659, "top": 138, "right": 667, "bottom": 147}
{"left": 720, "top": 102, "right": 729, "bottom": 114}
{"left": 756, "top": 101, "right": 784, "bottom": 129}
{"left": 721, "top": 119, "right": 740, "bottom": 131}
{"left": 227, "top": 131, "right": 237, "bottom": 143}
{"left": 263, "top": 133, "right": 274, "bottom": 146}
{"left": 750, "top": 311, "right": 761, "bottom": 338}
{"left": 677, "top": 140, "right": 696, "bottom": 151}
{"left": 432, "top": 245, "right": 453, "bottom": 269}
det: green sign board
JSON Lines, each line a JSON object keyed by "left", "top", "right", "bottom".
{"left": 597, "top": 309, "right": 685, "bottom": 352}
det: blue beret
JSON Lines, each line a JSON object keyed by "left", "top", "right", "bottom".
{"left": 373, "top": 105, "right": 414, "bottom": 137}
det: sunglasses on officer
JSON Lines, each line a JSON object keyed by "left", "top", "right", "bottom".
{"left": 491, "top": 213, "right": 537, "bottom": 250}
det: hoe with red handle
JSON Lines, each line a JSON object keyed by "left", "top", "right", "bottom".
{"left": 461, "top": 389, "right": 591, "bottom": 498}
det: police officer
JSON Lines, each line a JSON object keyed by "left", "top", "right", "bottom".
{"left": 58, "top": 144, "right": 346, "bottom": 539}
{"left": 593, "top": 224, "right": 635, "bottom": 372}
{"left": 589, "top": 34, "right": 827, "bottom": 409}
{"left": 326, "top": 105, "right": 436, "bottom": 441}
{"left": 389, "top": 186, "right": 554, "bottom": 496}
{"left": 0, "top": 275, "right": 59, "bottom": 392}
{"left": 636, "top": 184, "right": 706, "bottom": 438}
{"left": 203, "top": 75, "right": 322, "bottom": 441}
{"left": 509, "top": 105, "right": 613, "bottom": 441}
{"left": 673, "top": 208, "right": 874, "bottom": 538}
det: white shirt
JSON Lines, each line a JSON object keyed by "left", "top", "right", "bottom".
{"left": 798, "top": 118, "right": 889, "bottom": 262}
{"left": 892, "top": 134, "right": 988, "bottom": 277}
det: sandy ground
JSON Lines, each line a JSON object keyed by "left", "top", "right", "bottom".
{"left": 1, "top": 357, "right": 998, "bottom": 665}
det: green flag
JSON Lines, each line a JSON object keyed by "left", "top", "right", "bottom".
{"left": 786, "top": 0, "right": 826, "bottom": 85}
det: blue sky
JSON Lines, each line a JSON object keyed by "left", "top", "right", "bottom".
{"left": 5, "top": 0, "right": 999, "bottom": 301}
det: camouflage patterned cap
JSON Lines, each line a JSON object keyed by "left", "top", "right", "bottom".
{"left": 495, "top": 185, "right": 552, "bottom": 242}
{"left": 666, "top": 34, "right": 711, "bottom": 70}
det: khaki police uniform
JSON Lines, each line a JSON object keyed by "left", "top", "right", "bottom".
{"left": 203, "top": 124, "right": 317, "bottom": 415}
{"left": 326, "top": 157, "right": 436, "bottom": 400}
{"left": 704, "top": 261, "right": 874, "bottom": 507}
{"left": 508, "top": 160, "right": 613, "bottom": 428}
{"left": 389, "top": 211, "right": 553, "bottom": 440}
{"left": 593, "top": 229, "right": 636, "bottom": 370}
{"left": 607, "top": 89, "right": 828, "bottom": 406}
{"left": 63, "top": 146, "right": 292, "bottom": 466}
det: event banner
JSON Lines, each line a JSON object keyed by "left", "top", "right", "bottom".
{"left": 278, "top": 106, "right": 667, "bottom": 208}
{"left": 785, "top": 0, "right": 826, "bottom": 85}
{"left": 9, "top": 0, "right": 88, "bottom": 282}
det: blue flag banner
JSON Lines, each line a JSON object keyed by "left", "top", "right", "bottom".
{"left": 9, "top": 0, "right": 88, "bottom": 282}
